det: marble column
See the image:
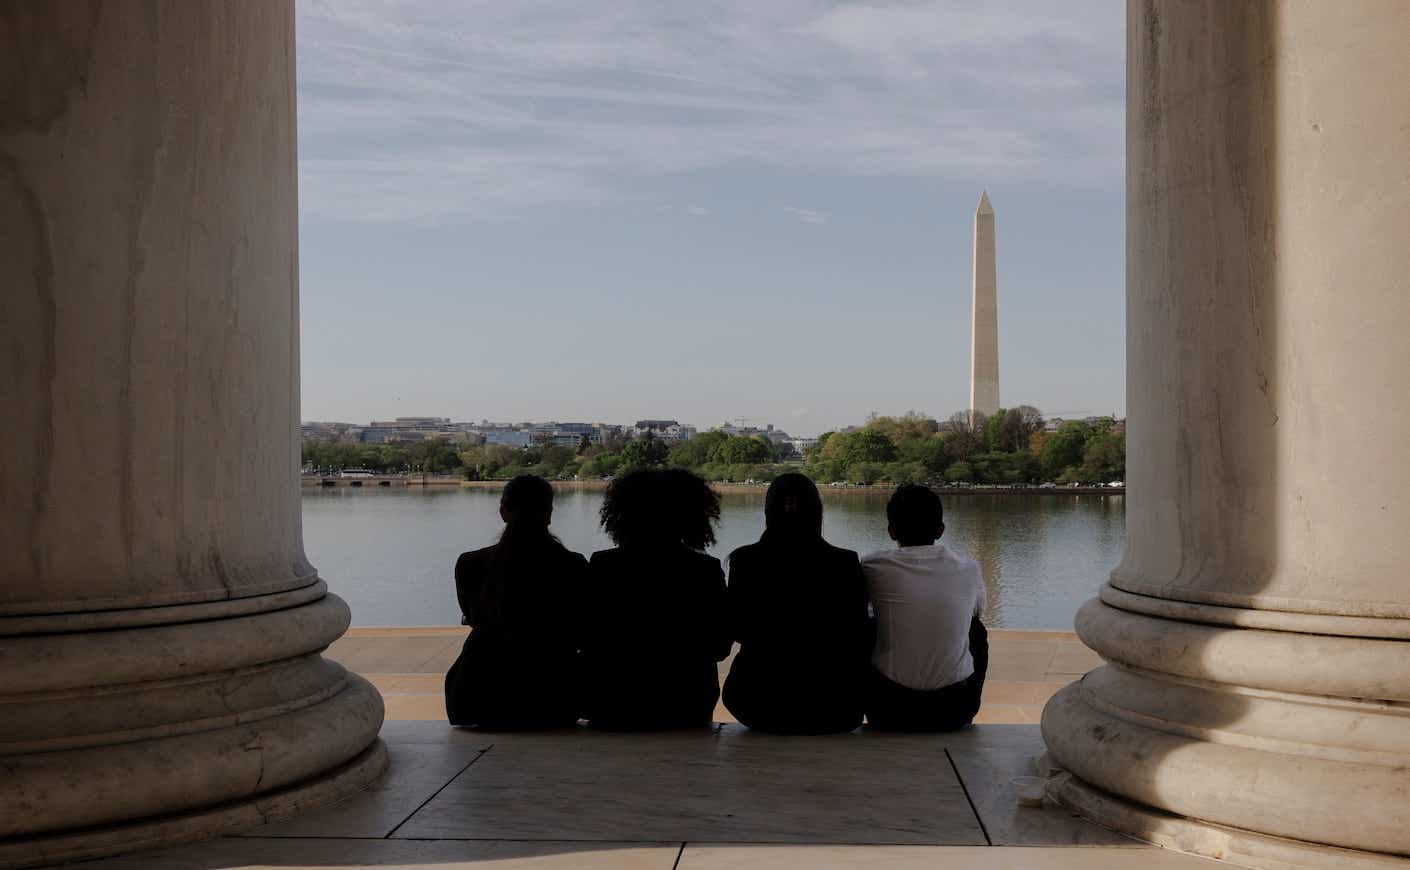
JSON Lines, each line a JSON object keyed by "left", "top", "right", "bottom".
{"left": 969, "top": 191, "right": 999, "bottom": 419}
{"left": 1041, "top": 2, "right": 1410, "bottom": 867}
{"left": 0, "top": 4, "right": 385, "bottom": 867}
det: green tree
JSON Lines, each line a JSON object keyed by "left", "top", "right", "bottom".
{"left": 1080, "top": 432, "right": 1126, "bottom": 482}
{"left": 865, "top": 412, "right": 939, "bottom": 445}
{"left": 846, "top": 461, "right": 886, "bottom": 485}
{"left": 618, "top": 433, "right": 668, "bottom": 471}
{"left": 806, "top": 459, "right": 845, "bottom": 483}
{"left": 1041, "top": 420, "right": 1094, "bottom": 479}
{"left": 718, "top": 435, "right": 772, "bottom": 465}
{"left": 899, "top": 435, "right": 951, "bottom": 476}
{"left": 539, "top": 445, "right": 577, "bottom": 476}
{"left": 834, "top": 429, "right": 898, "bottom": 465}
{"left": 944, "top": 461, "right": 975, "bottom": 483}
{"left": 884, "top": 461, "right": 928, "bottom": 485}
{"left": 668, "top": 431, "right": 728, "bottom": 468}
{"left": 806, "top": 431, "right": 835, "bottom": 462}
{"left": 983, "top": 411, "right": 1007, "bottom": 452}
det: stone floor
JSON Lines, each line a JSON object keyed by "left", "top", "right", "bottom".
{"left": 87, "top": 721, "right": 1223, "bottom": 869}
{"left": 78, "top": 629, "right": 1225, "bottom": 869}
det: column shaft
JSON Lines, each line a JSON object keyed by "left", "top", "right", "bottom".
{"left": 0, "top": 5, "right": 384, "bottom": 866}
{"left": 1043, "top": 2, "right": 1410, "bottom": 866}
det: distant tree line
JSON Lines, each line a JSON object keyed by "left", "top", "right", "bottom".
{"left": 302, "top": 439, "right": 465, "bottom": 474}
{"left": 303, "top": 407, "right": 1123, "bottom": 487}
{"left": 801, "top": 409, "right": 1124, "bottom": 486}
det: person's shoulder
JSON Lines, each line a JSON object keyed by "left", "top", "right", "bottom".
{"left": 456, "top": 545, "right": 497, "bottom": 568}
{"left": 858, "top": 547, "right": 895, "bottom": 567}
{"left": 685, "top": 548, "right": 723, "bottom": 572}
{"left": 727, "top": 541, "right": 763, "bottom": 565}
{"left": 454, "top": 545, "right": 496, "bottom": 582}
{"left": 588, "top": 547, "right": 620, "bottom": 567}
{"left": 941, "top": 547, "right": 984, "bottom": 584}
{"left": 820, "top": 541, "right": 861, "bottom": 565}
{"left": 945, "top": 546, "right": 982, "bottom": 573}
{"left": 553, "top": 543, "right": 589, "bottom": 570}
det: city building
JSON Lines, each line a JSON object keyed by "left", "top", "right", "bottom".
{"left": 789, "top": 436, "right": 819, "bottom": 454}
{"left": 632, "top": 420, "right": 696, "bottom": 441}
{"left": 480, "top": 429, "right": 532, "bottom": 448}
{"left": 715, "top": 422, "right": 791, "bottom": 444}
{"left": 531, "top": 422, "right": 608, "bottom": 448}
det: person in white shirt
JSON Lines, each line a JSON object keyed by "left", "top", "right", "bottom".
{"left": 859, "top": 485, "right": 988, "bottom": 731}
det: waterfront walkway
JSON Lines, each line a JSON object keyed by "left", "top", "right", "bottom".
{"left": 81, "top": 629, "right": 1222, "bottom": 869}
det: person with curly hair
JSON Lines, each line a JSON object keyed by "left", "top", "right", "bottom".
{"left": 721, "top": 473, "right": 872, "bottom": 734}
{"left": 581, "top": 468, "right": 730, "bottom": 729}
{"left": 444, "top": 475, "right": 589, "bottom": 729}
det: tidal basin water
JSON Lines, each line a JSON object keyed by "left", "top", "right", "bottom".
{"left": 304, "top": 487, "right": 1124, "bottom": 630}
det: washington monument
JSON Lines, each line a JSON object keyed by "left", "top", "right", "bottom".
{"left": 969, "top": 190, "right": 999, "bottom": 419}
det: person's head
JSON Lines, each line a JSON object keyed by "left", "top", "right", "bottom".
{"left": 499, "top": 474, "right": 554, "bottom": 529}
{"left": 763, "top": 472, "right": 824, "bottom": 541}
{"left": 886, "top": 484, "right": 944, "bottom": 546}
{"left": 481, "top": 475, "right": 558, "bottom": 624}
{"left": 600, "top": 468, "right": 720, "bottom": 550}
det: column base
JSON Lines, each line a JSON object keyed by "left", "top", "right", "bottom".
{"left": 0, "top": 593, "right": 386, "bottom": 868}
{"left": 0, "top": 737, "right": 387, "bottom": 870}
{"left": 1047, "top": 771, "right": 1409, "bottom": 870}
{"left": 1042, "top": 595, "right": 1410, "bottom": 862}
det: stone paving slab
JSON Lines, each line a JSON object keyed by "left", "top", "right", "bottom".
{"left": 83, "top": 837, "right": 679, "bottom": 869}
{"left": 947, "top": 746, "right": 1138, "bottom": 846}
{"left": 236, "top": 742, "right": 489, "bottom": 838}
{"left": 676, "top": 844, "right": 1221, "bottom": 869}
{"left": 393, "top": 727, "right": 987, "bottom": 845}
{"left": 377, "top": 718, "right": 497, "bottom": 746}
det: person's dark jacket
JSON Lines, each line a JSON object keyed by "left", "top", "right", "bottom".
{"left": 580, "top": 544, "right": 730, "bottom": 729}
{"left": 444, "top": 538, "right": 589, "bottom": 728}
{"left": 721, "top": 534, "right": 872, "bottom": 734}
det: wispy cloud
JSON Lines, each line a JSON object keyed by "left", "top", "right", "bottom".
{"left": 687, "top": 205, "right": 711, "bottom": 217}
{"left": 296, "top": 0, "right": 1123, "bottom": 222}
{"left": 784, "top": 206, "right": 828, "bottom": 225}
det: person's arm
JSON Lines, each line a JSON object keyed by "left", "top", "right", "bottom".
{"left": 724, "top": 550, "right": 753, "bottom": 647}
{"left": 968, "top": 616, "right": 989, "bottom": 684}
{"left": 564, "top": 550, "right": 592, "bottom": 653}
{"left": 453, "top": 552, "right": 479, "bottom": 627}
{"left": 580, "top": 551, "right": 607, "bottom": 657}
{"left": 706, "top": 557, "right": 733, "bottom": 662}
{"left": 968, "top": 574, "right": 989, "bottom": 682}
{"left": 855, "top": 555, "right": 878, "bottom": 658}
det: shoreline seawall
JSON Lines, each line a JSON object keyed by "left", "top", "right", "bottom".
{"left": 303, "top": 476, "right": 1124, "bottom": 496}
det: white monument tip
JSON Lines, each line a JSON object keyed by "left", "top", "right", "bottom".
{"left": 977, "top": 190, "right": 994, "bottom": 214}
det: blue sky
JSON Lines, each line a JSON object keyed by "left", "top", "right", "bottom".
{"left": 296, "top": 0, "right": 1125, "bottom": 436}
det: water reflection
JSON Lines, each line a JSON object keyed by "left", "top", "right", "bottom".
{"left": 302, "top": 488, "right": 1124, "bottom": 629}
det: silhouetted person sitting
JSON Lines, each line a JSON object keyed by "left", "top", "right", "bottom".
{"left": 860, "top": 485, "right": 988, "bottom": 731}
{"left": 722, "top": 473, "right": 871, "bottom": 734}
{"left": 581, "top": 468, "right": 730, "bottom": 730}
{"left": 444, "top": 475, "right": 588, "bottom": 729}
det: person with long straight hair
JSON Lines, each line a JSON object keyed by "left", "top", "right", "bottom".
{"left": 721, "top": 472, "right": 872, "bottom": 734}
{"left": 444, "top": 475, "right": 589, "bottom": 729}
{"left": 581, "top": 468, "right": 730, "bottom": 729}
